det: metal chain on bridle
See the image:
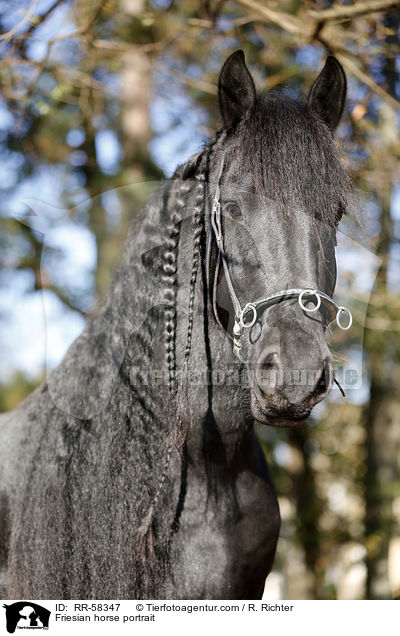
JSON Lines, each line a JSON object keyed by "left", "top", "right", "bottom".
{"left": 208, "top": 158, "right": 353, "bottom": 362}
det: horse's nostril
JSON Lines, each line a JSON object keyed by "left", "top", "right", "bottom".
{"left": 257, "top": 351, "right": 281, "bottom": 395}
{"left": 261, "top": 352, "right": 279, "bottom": 370}
{"left": 316, "top": 367, "right": 328, "bottom": 393}
{"left": 315, "top": 358, "right": 333, "bottom": 398}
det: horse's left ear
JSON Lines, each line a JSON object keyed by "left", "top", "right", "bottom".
{"left": 218, "top": 50, "right": 256, "bottom": 129}
{"left": 308, "top": 56, "right": 347, "bottom": 132}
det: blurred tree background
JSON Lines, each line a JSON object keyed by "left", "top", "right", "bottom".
{"left": 0, "top": 0, "right": 399, "bottom": 599}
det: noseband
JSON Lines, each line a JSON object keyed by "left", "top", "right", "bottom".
{"left": 207, "top": 160, "right": 353, "bottom": 360}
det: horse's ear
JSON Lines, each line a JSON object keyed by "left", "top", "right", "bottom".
{"left": 218, "top": 50, "right": 256, "bottom": 129}
{"left": 308, "top": 56, "right": 346, "bottom": 132}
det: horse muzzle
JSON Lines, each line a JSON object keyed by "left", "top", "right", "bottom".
{"left": 248, "top": 342, "right": 334, "bottom": 427}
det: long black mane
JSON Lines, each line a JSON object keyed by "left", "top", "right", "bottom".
{"left": 237, "top": 93, "right": 352, "bottom": 225}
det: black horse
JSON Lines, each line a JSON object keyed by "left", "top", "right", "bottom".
{"left": 0, "top": 51, "right": 352, "bottom": 599}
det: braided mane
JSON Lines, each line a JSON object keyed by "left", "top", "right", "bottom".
{"left": 123, "top": 133, "right": 228, "bottom": 591}
{"left": 171, "top": 130, "right": 226, "bottom": 375}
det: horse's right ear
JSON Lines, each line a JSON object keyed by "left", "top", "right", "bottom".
{"left": 308, "top": 56, "right": 347, "bottom": 132}
{"left": 218, "top": 50, "right": 256, "bottom": 130}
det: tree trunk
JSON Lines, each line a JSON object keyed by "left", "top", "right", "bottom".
{"left": 363, "top": 9, "right": 399, "bottom": 595}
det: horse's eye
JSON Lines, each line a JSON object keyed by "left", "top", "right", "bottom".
{"left": 225, "top": 202, "right": 242, "bottom": 219}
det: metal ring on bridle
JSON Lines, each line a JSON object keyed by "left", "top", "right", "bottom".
{"left": 298, "top": 289, "right": 321, "bottom": 313}
{"left": 239, "top": 303, "right": 257, "bottom": 329}
{"left": 336, "top": 306, "right": 353, "bottom": 330}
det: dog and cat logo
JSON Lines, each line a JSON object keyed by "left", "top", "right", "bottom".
{"left": 2, "top": 603, "right": 50, "bottom": 633}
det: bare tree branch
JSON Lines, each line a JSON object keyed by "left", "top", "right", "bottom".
{"left": 235, "top": 0, "right": 303, "bottom": 35}
{"left": 308, "top": 0, "right": 400, "bottom": 22}
{"left": 21, "top": 0, "right": 64, "bottom": 42}
{"left": 338, "top": 53, "right": 400, "bottom": 112}
{"left": 0, "top": 0, "right": 37, "bottom": 43}
{"left": 156, "top": 63, "right": 218, "bottom": 95}
{"left": 235, "top": 0, "right": 400, "bottom": 113}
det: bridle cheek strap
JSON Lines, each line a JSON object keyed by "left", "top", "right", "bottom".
{"left": 208, "top": 159, "right": 353, "bottom": 361}
{"left": 206, "top": 233, "right": 231, "bottom": 337}
{"left": 211, "top": 200, "right": 242, "bottom": 317}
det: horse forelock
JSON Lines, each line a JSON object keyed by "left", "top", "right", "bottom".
{"left": 234, "top": 92, "right": 353, "bottom": 229}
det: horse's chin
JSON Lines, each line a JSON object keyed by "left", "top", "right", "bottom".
{"left": 250, "top": 392, "right": 310, "bottom": 428}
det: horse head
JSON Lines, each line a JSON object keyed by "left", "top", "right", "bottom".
{"left": 209, "top": 51, "right": 351, "bottom": 427}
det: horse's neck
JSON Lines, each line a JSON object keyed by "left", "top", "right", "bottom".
{"left": 175, "top": 210, "right": 253, "bottom": 465}
{"left": 45, "top": 183, "right": 173, "bottom": 420}
{"left": 44, "top": 174, "right": 251, "bottom": 460}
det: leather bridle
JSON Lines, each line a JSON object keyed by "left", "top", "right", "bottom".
{"left": 206, "top": 159, "right": 353, "bottom": 361}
